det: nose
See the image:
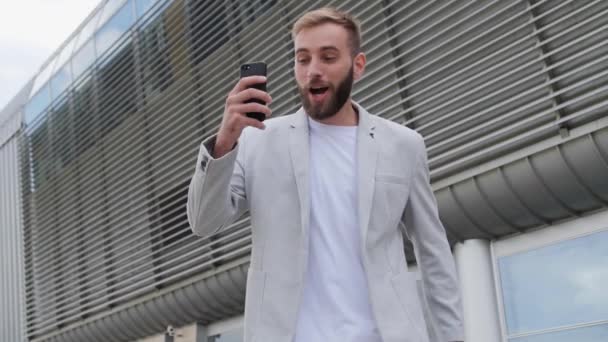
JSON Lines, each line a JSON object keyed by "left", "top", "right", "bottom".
{"left": 306, "top": 57, "right": 322, "bottom": 80}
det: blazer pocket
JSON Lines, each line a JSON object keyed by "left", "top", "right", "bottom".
{"left": 390, "top": 271, "right": 431, "bottom": 342}
{"left": 373, "top": 175, "right": 410, "bottom": 227}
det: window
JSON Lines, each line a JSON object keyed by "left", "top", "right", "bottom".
{"left": 72, "top": 39, "right": 97, "bottom": 80}
{"left": 498, "top": 230, "right": 608, "bottom": 341}
{"left": 74, "top": 9, "right": 101, "bottom": 52}
{"left": 509, "top": 324, "right": 608, "bottom": 342}
{"left": 50, "top": 97, "right": 75, "bottom": 171}
{"left": 72, "top": 77, "right": 97, "bottom": 156}
{"left": 140, "top": 14, "right": 173, "bottom": 98}
{"left": 136, "top": 0, "right": 157, "bottom": 18}
{"left": 50, "top": 63, "right": 72, "bottom": 98}
{"left": 98, "top": 0, "right": 129, "bottom": 27}
{"left": 31, "top": 58, "right": 56, "bottom": 96}
{"left": 25, "top": 84, "right": 51, "bottom": 126}
{"left": 97, "top": 41, "right": 137, "bottom": 136}
{"left": 96, "top": 0, "right": 134, "bottom": 57}
{"left": 187, "top": 0, "right": 229, "bottom": 65}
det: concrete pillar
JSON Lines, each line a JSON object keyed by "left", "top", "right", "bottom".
{"left": 454, "top": 239, "right": 502, "bottom": 342}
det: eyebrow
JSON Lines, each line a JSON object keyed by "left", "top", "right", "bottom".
{"left": 295, "top": 46, "right": 340, "bottom": 54}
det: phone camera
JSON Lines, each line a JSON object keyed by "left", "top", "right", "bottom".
{"left": 243, "top": 65, "right": 250, "bottom": 70}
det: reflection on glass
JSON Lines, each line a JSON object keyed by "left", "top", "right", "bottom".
{"left": 96, "top": 0, "right": 134, "bottom": 56}
{"left": 73, "top": 77, "right": 96, "bottom": 155}
{"left": 510, "top": 323, "right": 608, "bottom": 342}
{"left": 72, "top": 39, "right": 96, "bottom": 80}
{"left": 499, "top": 230, "right": 608, "bottom": 336}
{"left": 98, "top": 0, "right": 128, "bottom": 28}
{"left": 207, "top": 327, "right": 243, "bottom": 342}
{"left": 50, "top": 98, "right": 74, "bottom": 170}
{"left": 50, "top": 64, "right": 72, "bottom": 98}
{"left": 141, "top": 15, "right": 172, "bottom": 97}
{"left": 25, "top": 84, "right": 51, "bottom": 126}
{"left": 29, "top": 120, "right": 51, "bottom": 191}
{"left": 55, "top": 37, "right": 76, "bottom": 72}
{"left": 136, "top": 0, "right": 157, "bottom": 17}
{"left": 31, "top": 58, "right": 56, "bottom": 96}
{"left": 74, "top": 9, "right": 101, "bottom": 51}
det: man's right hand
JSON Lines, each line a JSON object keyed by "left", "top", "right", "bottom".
{"left": 213, "top": 76, "right": 272, "bottom": 158}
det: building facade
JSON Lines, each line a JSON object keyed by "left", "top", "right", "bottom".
{"left": 0, "top": 0, "right": 607, "bottom": 341}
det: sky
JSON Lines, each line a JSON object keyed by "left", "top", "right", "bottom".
{"left": 0, "top": 0, "right": 100, "bottom": 111}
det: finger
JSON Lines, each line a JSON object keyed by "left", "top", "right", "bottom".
{"left": 229, "top": 88, "right": 272, "bottom": 105}
{"left": 230, "top": 103, "right": 272, "bottom": 117}
{"left": 240, "top": 116, "right": 266, "bottom": 130}
{"left": 230, "top": 76, "right": 267, "bottom": 94}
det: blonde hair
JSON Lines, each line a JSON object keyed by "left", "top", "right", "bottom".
{"left": 291, "top": 7, "right": 362, "bottom": 56}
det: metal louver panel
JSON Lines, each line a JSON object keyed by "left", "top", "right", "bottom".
{"left": 1, "top": 136, "right": 26, "bottom": 342}
{"left": 17, "top": 0, "right": 607, "bottom": 341}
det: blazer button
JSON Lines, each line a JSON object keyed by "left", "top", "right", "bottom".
{"left": 200, "top": 156, "right": 208, "bottom": 170}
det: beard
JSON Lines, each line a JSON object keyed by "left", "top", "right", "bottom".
{"left": 298, "top": 65, "right": 354, "bottom": 121}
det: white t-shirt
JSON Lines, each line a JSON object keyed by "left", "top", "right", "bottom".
{"left": 293, "top": 117, "right": 382, "bottom": 342}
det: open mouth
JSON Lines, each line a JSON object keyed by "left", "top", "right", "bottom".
{"left": 309, "top": 86, "right": 329, "bottom": 102}
{"left": 310, "top": 86, "right": 329, "bottom": 95}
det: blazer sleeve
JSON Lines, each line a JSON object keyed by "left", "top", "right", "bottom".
{"left": 402, "top": 134, "right": 465, "bottom": 342}
{"left": 186, "top": 132, "right": 249, "bottom": 238}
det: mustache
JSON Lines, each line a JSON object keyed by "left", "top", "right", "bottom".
{"left": 306, "top": 79, "right": 331, "bottom": 89}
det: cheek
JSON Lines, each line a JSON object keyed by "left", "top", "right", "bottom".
{"left": 294, "top": 67, "right": 307, "bottom": 85}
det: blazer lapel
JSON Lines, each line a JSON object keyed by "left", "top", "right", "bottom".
{"left": 288, "top": 108, "right": 310, "bottom": 250}
{"left": 287, "top": 103, "right": 378, "bottom": 253}
{"left": 355, "top": 102, "right": 378, "bottom": 249}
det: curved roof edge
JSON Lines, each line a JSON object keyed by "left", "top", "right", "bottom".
{"left": 434, "top": 118, "right": 608, "bottom": 243}
{"left": 33, "top": 261, "right": 248, "bottom": 342}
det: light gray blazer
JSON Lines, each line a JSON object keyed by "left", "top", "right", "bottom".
{"left": 187, "top": 102, "right": 464, "bottom": 342}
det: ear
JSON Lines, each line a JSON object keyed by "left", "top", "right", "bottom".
{"left": 353, "top": 52, "right": 366, "bottom": 81}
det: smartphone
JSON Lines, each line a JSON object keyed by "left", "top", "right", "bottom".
{"left": 240, "top": 62, "right": 267, "bottom": 121}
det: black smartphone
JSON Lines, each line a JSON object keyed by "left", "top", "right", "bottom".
{"left": 240, "top": 62, "right": 267, "bottom": 122}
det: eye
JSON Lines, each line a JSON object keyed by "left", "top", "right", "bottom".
{"left": 322, "top": 55, "right": 337, "bottom": 62}
{"left": 296, "top": 57, "right": 310, "bottom": 64}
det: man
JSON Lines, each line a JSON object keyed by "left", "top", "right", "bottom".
{"left": 187, "top": 7, "right": 464, "bottom": 342}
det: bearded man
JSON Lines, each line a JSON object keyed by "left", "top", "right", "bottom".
{"left": 187, "top": 7, "right": 465, "bottom": 342}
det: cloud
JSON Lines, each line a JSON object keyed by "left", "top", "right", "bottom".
{"left": 0, "top": 0, "right": 99, "bottom": 111}
{"left": 571, "top": 264, "right": 608, "bottom": 308}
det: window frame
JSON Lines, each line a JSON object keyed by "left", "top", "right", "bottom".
{"left": 491, "top": 210, "right": 608, "bottom": 342}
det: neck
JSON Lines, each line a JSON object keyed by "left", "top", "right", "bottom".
{"left": 313, "top": 99, "right": 358, "bottom": 126}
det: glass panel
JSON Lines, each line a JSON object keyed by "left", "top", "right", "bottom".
{"left": 72, "top": 39, "right": 96, "bottom": 80}
{"left": 135, "top": 0, "right": 156, "bottom": 18}
{"left": 29, "top": 120, "right": 52, "bottom": 191}
{"left": 31, "top": 58, "right": 56, "bottom": 96}
{"left": 499, "top": 230, "right": 608, "bottom": 335}
{"left": 510, "top": 323, "right": 608, "bottom": 342}
{"left": 50, "top": 98, "right": 74, "bottom": 170}
{"left": 25, "top": 84, "right": 51, "bottom": 125}
{"left": 188, "top": 0, "right": 229, "bottom": 65}
{"left": 98, "top": 0, "right": 128, "bottom": 28}
{"left": 97, "top": 41, "right": 136, "bottom": 135}
{"left": 207, "top": 327, "right": 243, "bottom": 342}
{"left": 73, "top": 76, "right": 96, "bottom": 157}
{"left": 96, "top": 0, "right": 134, "bottom": 56}
{"left": 74, "top": 9, "right": 101, "bottom": 51}
{"left": 140, "top": 14, "right": 173, "bottom": 98}
{"left": 54, "top": 37, "right": 76, "bottom": 73}
{"left": 50, "top": 63, "right": 72, "bottom": 98}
